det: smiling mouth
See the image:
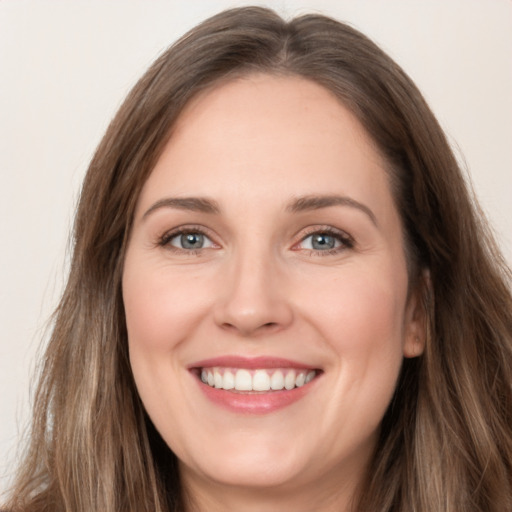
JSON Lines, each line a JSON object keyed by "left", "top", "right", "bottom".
{"left": 198, "top": 367, "right": 319, "bottom": 392}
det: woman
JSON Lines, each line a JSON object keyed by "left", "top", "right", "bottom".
{"left": 4, "top": 6, "right": 512, "bottom": 512}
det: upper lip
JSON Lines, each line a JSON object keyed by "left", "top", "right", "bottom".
{"left": 189, "top": 355, "right": 319, "bottom": 370}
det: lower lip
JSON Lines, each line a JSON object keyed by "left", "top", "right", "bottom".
{"left": 196, "top": 378, "right": 317, "bottom": 414}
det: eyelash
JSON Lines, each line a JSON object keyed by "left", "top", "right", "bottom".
{"left": 295, "top": 226, "right": 355, "bottom": 256}
{"left": 157, "top": 225, "right": 214, "bottom": 256}
{"left": 157, "top": 225, "right": 355, "bottom": 256}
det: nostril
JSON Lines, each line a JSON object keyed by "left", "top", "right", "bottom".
{"left": 220, "top": 321, "right": 280, "bottom": 336}
{"left": 221, "top": 323, "right": 239, "bottom": 332}
{"left": 259, "top": 322, "right": 282, "bottom": 334}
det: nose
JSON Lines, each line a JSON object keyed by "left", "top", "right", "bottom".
{"left": 213, "top": 248, "right": 294, "bottom": 337}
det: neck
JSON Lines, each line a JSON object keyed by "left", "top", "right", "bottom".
{"left": 180, "top": 460, "right": 366, "bottom": 512}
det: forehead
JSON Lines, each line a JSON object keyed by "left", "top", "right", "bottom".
{"left": 172, "top": 72, "right": 382, "bottom": 165}
{"left": 136, "top": 73, "right": 394, "bottom": 219}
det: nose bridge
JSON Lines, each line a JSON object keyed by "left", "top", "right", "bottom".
{"left": 214, "top": 239, "right": 293, "bottom": 336}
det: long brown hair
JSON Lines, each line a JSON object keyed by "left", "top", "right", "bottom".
{"left": 5, "top": 7, "right": 512, "bottom": 512}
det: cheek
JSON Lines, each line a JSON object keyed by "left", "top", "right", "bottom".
{"left": 122, "top": 259, "right": 214, "bottom": 444}
{"left": 302, "top": 264, "right": 406, "bottom": 343}
{"left": 298, "top": 263, "right": 408, "bottom": 399}
{"left": 122, "top": 260, "right": 213, "bottom": 354}
{"left": 298, "top": 267, "right": 408, "bottom": 441}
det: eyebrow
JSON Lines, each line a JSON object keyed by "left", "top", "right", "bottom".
{"left": 142, "top": 197, "right": 221, "bottom": 219}
{"left": 286, "top": 195, "right": 377, "bottom": 226}
{"left": 142, "top": 194, "right": 377, "bottom": 226}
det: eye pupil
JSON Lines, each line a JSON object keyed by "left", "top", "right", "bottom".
{"left": 312, "top": 234, "right": 335, "bottom": 250}
{"left": 181, "top": 233, "right": 204, "bottom": 249}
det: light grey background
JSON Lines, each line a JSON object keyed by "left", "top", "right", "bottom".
{"left": 1, "top": 0, "right": 511, "bottom": 494}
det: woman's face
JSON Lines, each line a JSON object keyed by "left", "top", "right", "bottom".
{"left": 123, "top": 74, "right": 424, "bottom": 502}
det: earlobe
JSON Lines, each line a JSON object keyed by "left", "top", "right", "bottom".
{"left": 403, "top": 269, "right": 430, "bottom": 359}
{"left": 403, "top": 334, "right": 425, "bottom": 358}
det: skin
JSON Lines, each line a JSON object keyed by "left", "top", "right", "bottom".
{"left": 122, "top": 74, "right": 425, "bottom": 511}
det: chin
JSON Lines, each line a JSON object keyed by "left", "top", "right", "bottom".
{"left": 181, "top": 452, "right": 308, "bottom": 490}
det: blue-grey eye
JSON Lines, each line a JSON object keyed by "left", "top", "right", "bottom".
{"left": 169, "top": 232, "right": 213, "bottom": 250}
{"left": 300, "top": 232, "right": 344, "bottom": 251}
{"left": 312, "top": 233, "right": 336, "bottom": 250}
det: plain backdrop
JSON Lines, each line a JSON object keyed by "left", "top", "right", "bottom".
{"left": 1, "top": 0, "right": 511, "bottom": 494}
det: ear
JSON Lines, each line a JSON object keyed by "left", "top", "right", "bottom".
{"left": 403, "top": 269, "right": 430, "bottom": 358}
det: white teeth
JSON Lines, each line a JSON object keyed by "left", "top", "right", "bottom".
{"left": 284, "top": 370, "right": 296, "bottom": 390}
{"left": 234, "top": 369, "right": 252, "bottom": 391}
{"left": 305, "top": 370, "right": 315, "bottom": 384}
{"left": 270, "top": 370, "right": 285, "bottom": 390}
{"left": 222, "top": 370, "right": 235, "bottom": 390}
{"left": 201, "top": 367, "right": 317, "bottom": 391}
{"left": 214, "top": 369, "right": 223, "bottom": 389}
{"left": 253, "top": 370, "right": 271, "bottom": 391}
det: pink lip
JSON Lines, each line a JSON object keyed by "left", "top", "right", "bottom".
{"left": 189, "top": 355, "right": 321, "bottom": 414}
{"left": 189, "top": 355, "right": 318, "bottom": 370}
